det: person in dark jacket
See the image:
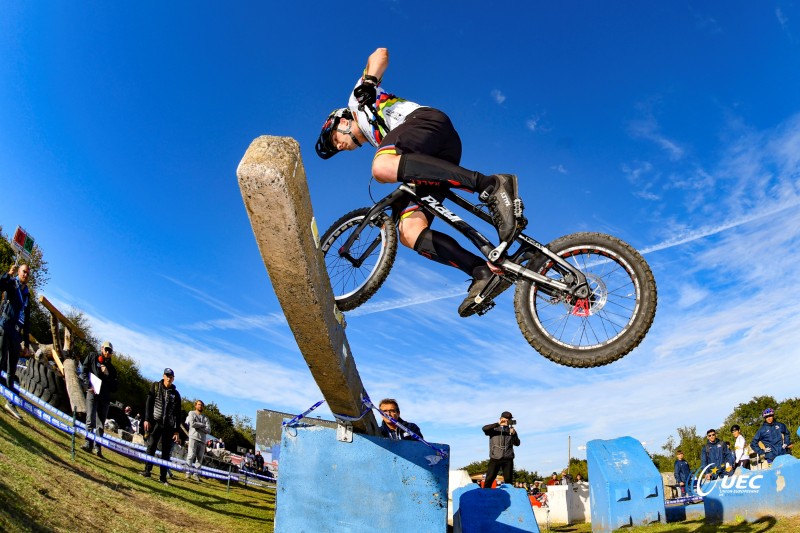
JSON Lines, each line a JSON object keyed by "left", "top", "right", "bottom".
{"left": 0, "top": 264, "right": 31, "bottom": 420}
{"left": 700, "top": 429, "right": 730, "bottom": 480}
{"left": 140, "top": 368, "right": 182, "bottom": 486}
{"left": 482, "top": 411, "right": 521, "bottom": 488}
{"left": 750, "top": 408, "right": 792, "bottom": 466}
{"left": 674, "top": 450, "right": 692, "bottom": 496}
{"left": 80, "top": 340, "right": 119, "bottom": 457}
{"left": 377, "top": 398, "right": 423, "bottom": 441}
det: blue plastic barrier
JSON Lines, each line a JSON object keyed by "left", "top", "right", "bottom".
{"left": 452, "top": 484, "right": 540, "bottom": 533}
{"left": 700, "top": 455, "right": 800, "bottom": 523}
{"left": 587, "top": 436, "right": 665, "bottom": 532}
{"left": 274, "top": 425, "right": 449, "bottom": 533}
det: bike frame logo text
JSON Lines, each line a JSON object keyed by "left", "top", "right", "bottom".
{"left": 420, "top": 195, "right": 462, "bottom": 222}
{"left": 694, "top": 464, "right": 763, "bottom": 497}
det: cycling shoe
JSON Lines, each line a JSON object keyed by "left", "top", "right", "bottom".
{"left": 482, "top": 174, "right": 521, "bottom": 243}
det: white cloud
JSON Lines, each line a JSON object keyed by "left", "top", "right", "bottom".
{"left": 491, "top": 89, "right": 506, "bottom": 105}
{"left": 628, "top": 116, "right": 684, "bottom": 160}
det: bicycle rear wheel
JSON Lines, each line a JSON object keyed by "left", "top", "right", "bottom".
{"left": 514, "top": 232, "right": 657, "bottom": 368}
{"left": 320, "top": 207, "right": 397, "bottom": 311}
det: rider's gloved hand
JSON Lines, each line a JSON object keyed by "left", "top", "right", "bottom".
{"left": 354, "top": 81, "right": 377, "bottom": 107}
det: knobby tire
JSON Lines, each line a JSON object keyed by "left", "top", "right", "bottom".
{"left": 514, "top": 232, "right": 657, "bottom": 368}
{"left": 320, "top": 207, "right": 397, "bottom": 311}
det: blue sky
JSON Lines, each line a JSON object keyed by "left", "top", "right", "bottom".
{"left": 2, "top": 2, "right": 800, "bottom": 474}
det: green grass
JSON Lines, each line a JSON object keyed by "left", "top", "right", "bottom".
{"left": 0, "top": 408, "right": 275, "bottom": 532}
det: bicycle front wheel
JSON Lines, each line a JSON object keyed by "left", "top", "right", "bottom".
{"left": 514, "top": 232, "right": 657, "bottom": 368}
{"left": 320, "top": 207, "right": 397, "bottom": 311}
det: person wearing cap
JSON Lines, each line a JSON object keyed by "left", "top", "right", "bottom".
{"left": 377, "top": 398, "right": 423, "bottom": 441}
{"left": 80, "top": 341, "right": 119, "bottom": 457}
{"left": 482, "top": 411, "right": 521, "bottom": 488}
{"left": 140, "top": 368, "right": 182, "bottom": 486}
{"left": 0, "top": 263, "right": 32, "bottom": 420}
{"left": 750, "top": 408, "right": 792, "bottom": 467}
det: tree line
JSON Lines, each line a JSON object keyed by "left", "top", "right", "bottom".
{"left": 1, "top": 226, "right": 255, "bottom": 451}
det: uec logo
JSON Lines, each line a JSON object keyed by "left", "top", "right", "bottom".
{"left": 694, "top": 464, "right": 763, "bottom": 496}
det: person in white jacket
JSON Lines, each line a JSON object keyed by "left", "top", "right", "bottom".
{"left": 185, "top": 399, "right": 212, "bottom": 480}
{"left": 731, "top": 425, "right": 751, "bottom": 469}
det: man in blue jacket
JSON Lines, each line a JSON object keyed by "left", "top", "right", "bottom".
{"left": 0, "top": 264, "right": 31, "bottom": 420}
{"left": 674, "top": 450, "right": 692, "bottom": 496}
{"left": 700, "top": 429, "right": 730, "bottom": 481}
{"left": 750, "top": 408, "right": 792, "bottom": 466}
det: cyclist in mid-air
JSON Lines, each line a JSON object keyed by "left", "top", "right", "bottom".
{"left": 316, "top": 48, "right": 524, "bottom": 317}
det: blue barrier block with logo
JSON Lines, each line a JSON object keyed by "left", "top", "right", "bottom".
{"left": 587, "top": 436, "right": 665, "bottom": 532}
{"left": 452, "top": 484, "right": 540, "bottom": 533}
{"left": 274, "top": 425, "right": 449, "bottom": 533}
{"left": 699, "top": 454, "right": 800, "bottom": 523}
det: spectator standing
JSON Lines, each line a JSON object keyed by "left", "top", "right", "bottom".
{"left": 184, "top": 399, "right": 211, "bottom": 481}
{"left": 750, "top": 407, "right": 792, "bottom": 467}
{"left": 0, "top": 264, "right": 31, "bottom": 420}
{"left": 546, "top": 472, "right": 559, "bottom": 486}
{"left": 700, "top": 429, "right": 730, "bottom": 480}
{"left": 377, "top": 398, "right": 423, "bottom": 441}
{"left": 574, "top": 474, "right": 584, "bottom": 483}
{"left": 245, "top": 449, "right": 255, "bottom": 472}
{"left": 482, "top": 411, "right": 521, "bottom": 488}
{"left": 80, "top": 341, "right": 119, "bottom": 457}
{"left": 731, "top": 425, "right": 750, "bottom": 469}
{"left": 254, "top": 450, "right": 265, "bottom": 474}
{"left": 674, "top": 450, "right": 692, "bottom": 496}
{"left": 140, "top": 368, "right": 182, "bottom": 486}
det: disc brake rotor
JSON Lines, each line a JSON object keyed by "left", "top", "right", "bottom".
{"left": 567, "top": 272, "right": 607, "bottom": 316}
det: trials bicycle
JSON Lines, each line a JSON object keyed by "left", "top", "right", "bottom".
{"left": 319, "top": 99, "right": 656, "bottom": 368}
{"left": 320, "top": 178, "right": 658, "bottom": 368}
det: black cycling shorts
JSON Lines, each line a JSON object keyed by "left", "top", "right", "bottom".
{"left": 378, "top": 107, "right": 462, "bottom": 222}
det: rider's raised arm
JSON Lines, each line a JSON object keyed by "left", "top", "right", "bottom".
{"left": 363, "top": 47, "right": 389, "bottom": 84}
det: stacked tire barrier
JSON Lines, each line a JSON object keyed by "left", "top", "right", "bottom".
{"left": 18, "top": 358, "right": 70, "bottom": 413}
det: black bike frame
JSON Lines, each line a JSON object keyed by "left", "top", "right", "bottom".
{"left": 337, "top": 184, "right": 588, "bottom": 297}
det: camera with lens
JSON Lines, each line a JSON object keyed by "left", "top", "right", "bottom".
{"left": 508, "top": 419, "right": 517, "bottom": 426}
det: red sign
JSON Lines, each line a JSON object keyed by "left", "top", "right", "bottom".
{"left": 11, "top": 226, "right": 35, "bottom": 259}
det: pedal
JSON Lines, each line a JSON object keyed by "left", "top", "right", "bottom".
{"left": 513, "top": 198, "right": 524, "bottom": 218}
{"left": 474, "top": 301, "right": 496, "bottom": 316}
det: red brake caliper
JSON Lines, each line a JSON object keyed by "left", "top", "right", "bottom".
{"left": 571, "top": 298, "right": 591, "bottom": 317}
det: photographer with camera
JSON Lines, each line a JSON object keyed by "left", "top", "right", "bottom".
{"left": 482, "top": 411, "right": 521, "bottom": 488}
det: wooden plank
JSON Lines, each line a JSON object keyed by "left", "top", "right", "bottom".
{"left": 38, "top": 294, "right": 85, "bottom": 339}
{"left": 48, "top": 314, "right": 65, "bottom": 375}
